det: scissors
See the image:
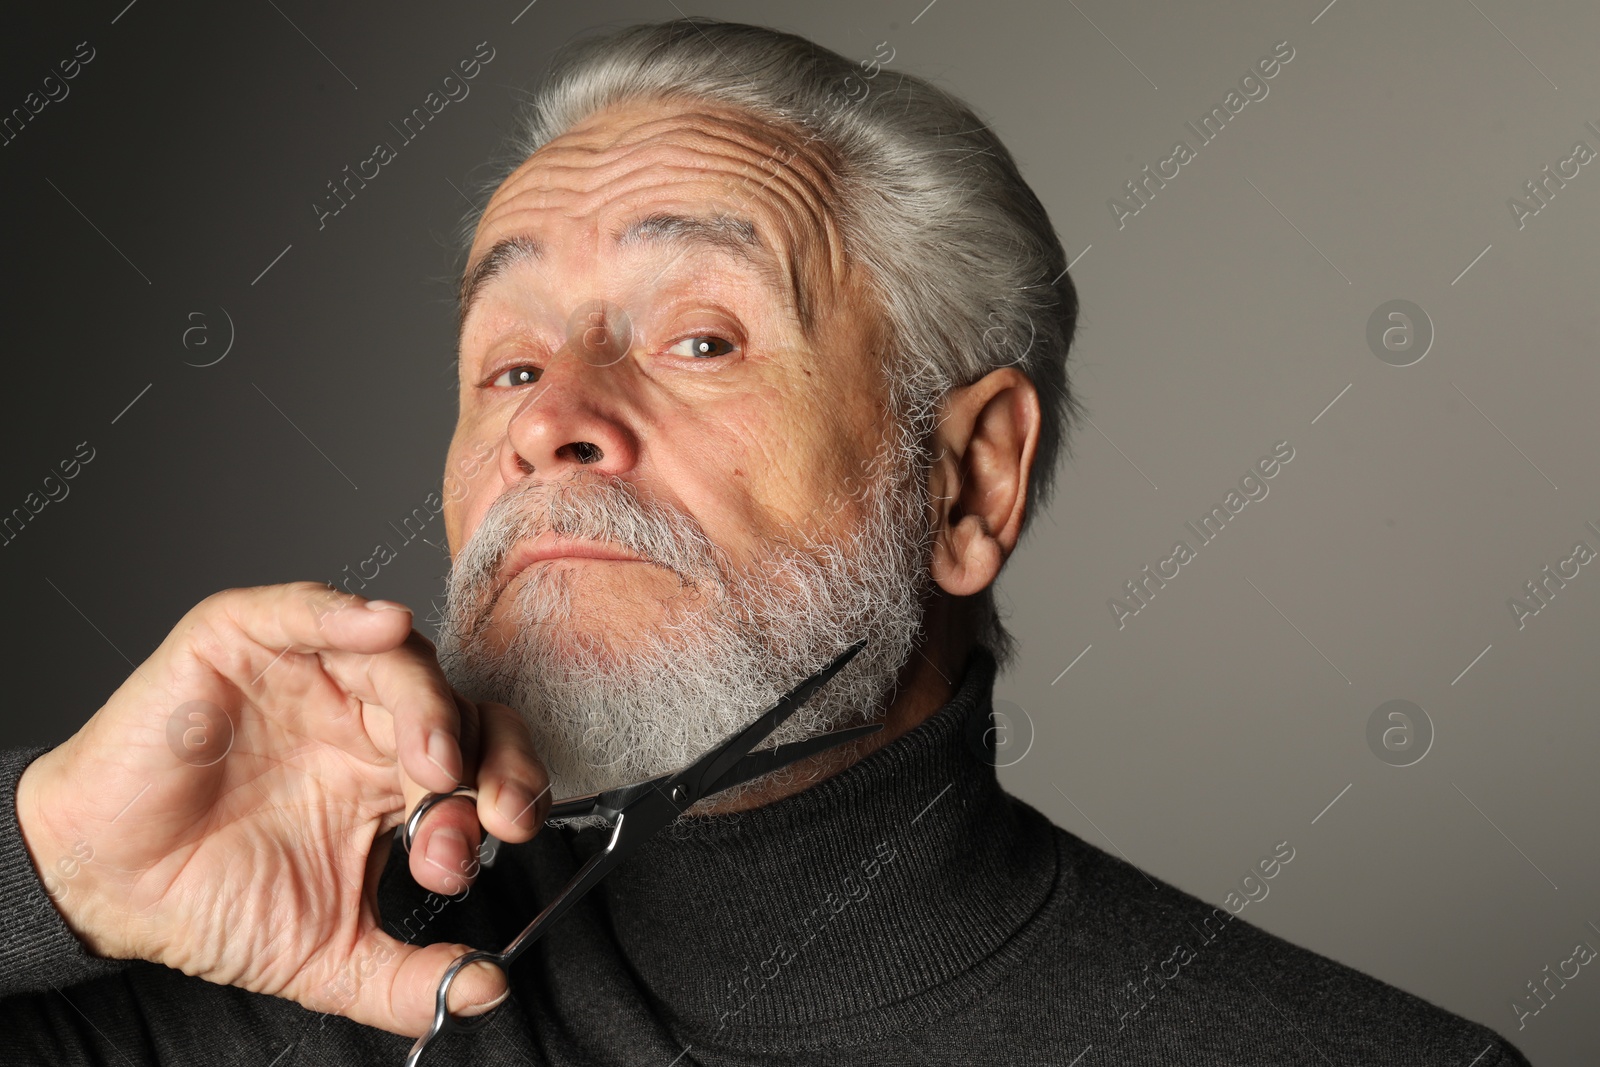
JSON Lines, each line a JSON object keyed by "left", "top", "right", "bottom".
{"left": 397, "top": 638, "right": 871, "bottom": 1066}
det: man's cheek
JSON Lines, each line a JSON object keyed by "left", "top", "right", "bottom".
{"left": 469, "top": 435, "right": 498, "bottom": 468}
{"left": 442, "top": 472, "right": 489, "bottom": 549}
{"left": 443, "top": 435, "right": 501, "bottom": 521}
{"left": 459, "top": 488, "right": 506, "bottom": 551}
{"left": 442, "top": 467, "right": 474, "bottom": 506}
{"left": 454, "top": 436, "right": 498, "bottom": 481}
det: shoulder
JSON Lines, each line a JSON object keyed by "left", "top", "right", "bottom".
{"left": 966, "top": 807, "right": 1531, "bottom": 1066}
{"left": 0, "top": 962, "right": 411, "bottom": 1064}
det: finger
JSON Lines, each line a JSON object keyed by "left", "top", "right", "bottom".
{"left": 325, "top": 634, "right": 484, "bottom": 894}
{"left": 200, "top": 582, "right": 416, "bottom": 659}
{"left": 404, "top": 695, "right": 486, "bottom": 897}
{"left": 406, "top": 793, "right": 485, "bottom": 897}
{"left": 317, "top": 933, "right": 509, "bottom": 1037}
{"left": 324, "top": 630, "right": 467, "bottom": 796}
{"left": 473, "top": 701, "right": 551, "bottom": 844}
{"left": 359, "top": 790, "right": 480, "bottom": 921}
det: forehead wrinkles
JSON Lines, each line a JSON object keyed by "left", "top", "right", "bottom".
{"left": 477, "top": 104, "right": 850, "bottom": 329}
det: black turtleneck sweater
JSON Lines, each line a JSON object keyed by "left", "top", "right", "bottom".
{"left": 0, "top": 648, "right": 1531, "bottom": 1066}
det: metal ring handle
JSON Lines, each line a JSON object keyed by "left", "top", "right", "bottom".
{"left": 400, "top": 786, "right": 478, "bottom": 854}
{"left": 403, "top": 948, "right": 508, "bottom": 1067}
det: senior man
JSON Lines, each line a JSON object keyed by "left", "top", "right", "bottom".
{"left": 0, "top": 18, "right": 1528, "bottom": 1067}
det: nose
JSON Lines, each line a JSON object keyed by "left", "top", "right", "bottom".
{"left": 497, "top": 340, "right": 640, "bottom": 485}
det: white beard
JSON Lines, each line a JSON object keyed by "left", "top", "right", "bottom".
{"left": 433, "top": 432, "right": 934, "bottom": 801}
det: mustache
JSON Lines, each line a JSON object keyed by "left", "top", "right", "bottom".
{"left": 451, "top": 471, "right": 726, "bottom": 610}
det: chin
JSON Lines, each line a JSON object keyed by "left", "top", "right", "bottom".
{"left": 500, "top": 608, "right": 668, "bottom": 664}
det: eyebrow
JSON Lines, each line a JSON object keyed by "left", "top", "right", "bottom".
{"left": 618, "top": 211, "right": 809, "bottom": 329}
{"left": 457, "top": 211, "right": 809, "bottom": 337}
{"left": 616, "top": 211, "right": 760, "bottom": 259}
{"left": 458, "top": 234, "right": 542, "bottom": 332}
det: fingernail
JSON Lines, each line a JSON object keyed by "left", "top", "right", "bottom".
{"left": 496, "top": 782, "right": 537, "bottom": 831}
{"left": 425, "top": 827, "right": 469, "bottom": 881}
{"left": 364, "top": 599, "right": 411, "bottom": 612}
{"left": 427, "top": 729, "right": 461, "bottom": 785}
{"left": 455, "top": 961, "right": 510, "bottom": 1017}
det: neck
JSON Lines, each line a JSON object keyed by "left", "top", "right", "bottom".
{"left": 702, "top": 591, "right": 972, "bottom": 814}
{"left": 557, "top": 639, "right": 1062, "bottom": 1045}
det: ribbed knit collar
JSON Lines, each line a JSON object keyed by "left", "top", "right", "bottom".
{"left": 564, "top": 646, "right": 1063, "bottom": 1051}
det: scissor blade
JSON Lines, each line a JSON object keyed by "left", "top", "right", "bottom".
{"left": 547, "top": 775, "right": 667, "bottom": 822}
{"left": 544, "top": 792, "right": 602, "bottom": 821}
{"left": 706, "top": 722, "right": 882, "bottom": 797}
{"left": 676, "top": 638, "right": 866, "bottom": 802}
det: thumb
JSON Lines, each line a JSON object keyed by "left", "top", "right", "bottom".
{"left": 311, "top": 934, "right": 509, "bottom": 1036}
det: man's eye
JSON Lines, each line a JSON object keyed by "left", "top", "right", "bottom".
{"left": 491, "top": 365, "right": 540, "bottom": 387}
{"left": 670, "top": 335, "right": 735, "bottom": 359}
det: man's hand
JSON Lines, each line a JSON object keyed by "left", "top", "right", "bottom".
{"left": 13, "top": 582, "right": 550, "bottom": 1036}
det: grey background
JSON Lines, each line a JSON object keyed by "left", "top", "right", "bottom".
{"left": 2, "top": 0, "right": 1595, "bottom": 1062}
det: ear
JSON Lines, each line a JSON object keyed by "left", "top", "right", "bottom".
{"left": 927, "top": 367, "right": 1041, "bottom": 597}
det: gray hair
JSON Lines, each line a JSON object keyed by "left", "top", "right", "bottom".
{"left": 459, "top": 18, "right": 1082, "bottom": 672}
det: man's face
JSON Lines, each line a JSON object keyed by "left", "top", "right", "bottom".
{"left": 435, "top": 97, "right": 934, "bottom": 796}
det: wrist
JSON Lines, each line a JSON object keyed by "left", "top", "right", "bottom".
{"left": 16, "top": 750, "right": 125, "bottom": 959}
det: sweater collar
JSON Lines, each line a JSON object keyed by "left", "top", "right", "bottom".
{"left": 564, "top": 645, "right": 1062, "bottom": 1046}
